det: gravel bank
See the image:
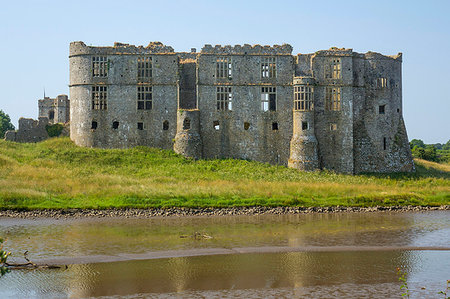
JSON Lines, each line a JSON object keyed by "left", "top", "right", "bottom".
{"left": 0, "top": 205, "right": 449, "bottom": 219}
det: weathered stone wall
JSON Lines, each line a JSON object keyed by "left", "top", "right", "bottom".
{"left": 69, "top": 42, "right": 178, "bottom": 150}
{"left": 4, "top": 117, "right": 49, "bottom": 142}
{"left": 352, "top": 52, "right": 414, "bottom": 173}
{"left": 308, "top": 50, "right": 354, "bottom": 173}
{"left": 197, "top": 46, "right": 293, "bottom": 165}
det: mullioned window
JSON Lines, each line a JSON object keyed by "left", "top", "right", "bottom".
{"left": 217, "top": 86, "right": 232, "bottom": 111}
{"left": 325, "top": 58, "right": 341, "bottom": 79}
{"left": 92, "top": 85, "right": 107, "bottom": 110}
{"left": 325, "top": 87, "right": 341, "bottom": 111}
{"left": 216, "top": 57, "right": 232, "bottom": 79}
{"left": 261, "top": 57, "right": 276, "bottom": 78}
{"left": 137, "top": 86, "right": 152, "bottom": 110}
{"left": 92, "top": 56, "right": 108, "bottom": 77}
{"left": 294, "top": 86, "right": 314, "bottom": 111}
{"left": 138, "top": 56, "right": 152, "bottom": 81}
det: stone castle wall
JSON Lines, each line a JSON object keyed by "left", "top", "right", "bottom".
{"left": 69, "top": 41, "right": 414, "bottom": 174}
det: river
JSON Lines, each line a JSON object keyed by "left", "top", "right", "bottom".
{"left": 0, "top": 211, "right": 449, "bottom": 298}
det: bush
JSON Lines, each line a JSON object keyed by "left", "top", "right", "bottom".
{"left": 46, "top": 123, "right": 64, "bottom": 137}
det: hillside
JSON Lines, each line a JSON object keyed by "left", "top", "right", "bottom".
{"left": 0, "top": 138, "right": 448, "bottom": 210}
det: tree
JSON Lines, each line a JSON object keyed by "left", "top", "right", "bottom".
{"left": 0, "top": 110, "right": 15, "bottom": 139}
{"left": 409, "top": 139, "right": 425, "bottom": 149}
{"left": 443, "top": 140, "right": 450, "bottom": 151}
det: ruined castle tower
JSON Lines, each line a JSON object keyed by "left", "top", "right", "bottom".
{"left": 38, "top": 94, "right": 70, "bottom": 124}
{"left": 69, "top": 41, "right": 414, "bottom": 174}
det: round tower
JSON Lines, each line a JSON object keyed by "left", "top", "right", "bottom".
{"left": 288, "top": 77, "right": 319, "bottom": 171}
{"left": 69, "top": 42, "right": 95, "bottom": 147}
{"left": 174, "top": 109, "right": 202, "bottom": 159}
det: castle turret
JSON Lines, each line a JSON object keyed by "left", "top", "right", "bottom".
{"left": 174, "top": 110, "right": 202, "bottom": 159}
{"left": 288, "top": 77, "right": 319, "bottom": 171}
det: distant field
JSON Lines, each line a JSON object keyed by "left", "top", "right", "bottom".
{"left": 0, "top": 138, "right": 448, "bottom": 210}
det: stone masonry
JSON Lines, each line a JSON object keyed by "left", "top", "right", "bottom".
{"left": 69, "top": 41, "right": 414, "bottom": 174}
{"left": 38, "top": 94, "right": 70, "bottom": 124}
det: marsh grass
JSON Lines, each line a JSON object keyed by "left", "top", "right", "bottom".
{"left": 0, "top": 138, "right": 448, "bottom": 210}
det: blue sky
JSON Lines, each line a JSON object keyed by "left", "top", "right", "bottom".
{"left": 1, "top": 0, "right": 449, "bottom": 143}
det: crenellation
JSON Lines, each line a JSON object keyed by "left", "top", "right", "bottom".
{"left": 67, "top": 41, "right": 414, "bottom": 174}
{"left": 200, "top": 43, "right": 293, "bottom": 55}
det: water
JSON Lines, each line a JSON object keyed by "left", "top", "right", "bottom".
{"left": 0, "top": 211, "right": 449, "bottom": 298}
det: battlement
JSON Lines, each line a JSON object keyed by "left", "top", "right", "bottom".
{"left": 200, "top": 44, "right": 293, "bottom": 55}
{"left": 69, "top": 41, "right": 175, "bottom": 57}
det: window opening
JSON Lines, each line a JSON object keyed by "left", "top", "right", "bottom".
{"left": 112, "top": 121, "right": 119, "bottom": 129}
{"left": 379, "top": 105, "right": 385, "bottom": 114}
{"left": 163, "top": 120, "right": 169, "bottom": 130}
{"left": 183, "top": 118, "right": 191, "bottom": 130}
{"left": 272, "top": 122, "right": 278, "bottom": 130}
{"left": 330, "top": 123, "right": 337, "bottom": 131}
{"left": 325, "top": 87, "right": 341, "bottom": 111}
{"left": 217, "top": 86, "right": 232, "bottom": 111}
{"left": 137, "top": 86, "right": 152, "bottom": 110}
{"left": 244, "top": 122, "right": 250, "bottom": 130}
{"left": 302, "top": 121, "right": 308, "bottom": 130}
{"left": 261, "top": 57, "right": 276, "bottom": 78}
{"left": 137, "top": 122, "right": 144, "bottom": 130}
{"left": 216, "top": 57, "right": 232, "bottom": 79}
{"left": 91, "top": 121, "right": 98, "bottom": 130}
{"left": 261, "top": 87, "right": 276, "bottom": 111}
{"left": 294, "top": 86, "right": 314, "bottom": 111}
{"left": 92, "top": 56, "right": 107, "bottom": 77}
{"left": 92, "top": 85, "right": 107, "bottom": 110}
{"left": 137, "top": 56, "right": 152, "bottom": 81}
{"left": 213, "top": 121, "right": 220, "bottom": 130}
{"left": 48, "top": 110, "right": 55, "bottom": 120}
{"left": 325, "top": 58, "right": 341, "bottom": 79}
{"left": 383, "top": 137, "right": 387, "bottom": 150}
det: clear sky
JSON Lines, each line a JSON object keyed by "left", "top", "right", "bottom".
{"left": 1, "top": 0, "right": 449, "bottom": 143}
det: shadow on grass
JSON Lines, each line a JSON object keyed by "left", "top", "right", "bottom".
{"left": 361, "top": 162, "right": 450, "bottom": 181}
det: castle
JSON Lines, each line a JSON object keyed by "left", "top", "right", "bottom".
{"left": 69, "top": 41, "right": 414, "bottom": 174}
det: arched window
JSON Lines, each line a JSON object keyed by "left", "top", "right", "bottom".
{"left": 48, "top": 110, "right": 55, "bottom": 120}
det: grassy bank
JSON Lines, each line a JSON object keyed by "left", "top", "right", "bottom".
{"left": 0, "top": 138, "right": 449, "bottom": 210}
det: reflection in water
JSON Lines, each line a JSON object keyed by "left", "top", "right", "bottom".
{"left": 0, "top": 251, "right": 448, "bottom": 298}
{"left": 0, "top": 211, "right": 449, "bottom": 298}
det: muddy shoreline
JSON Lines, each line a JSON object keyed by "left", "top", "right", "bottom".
{"left": 1, "top": 205, "right": 449, "bottom": 219}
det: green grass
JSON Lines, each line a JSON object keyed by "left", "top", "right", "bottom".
{"left": 0, "top": 137, "right": 449, "bottom": 210}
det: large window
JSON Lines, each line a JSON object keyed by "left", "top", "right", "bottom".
{"left": 216, "top": 57, "right": 232, "bottom": 79}
{"left": 92, "top": 56, "right": 108, "bottom": 77}
{"left": 325, "top": 87, "right": 341, "bottom": 111}
{"left": 261, "top": 57, "right": 276, "bottom": 78}
{"left": 261, "top": 87, "right": 276, "bottom": 111}
{"left": 138, "top": 56, "right": 152, "bottom": 81}
{"left": 137, "top": 86, "right": 152, "bottom": 110}
{"left": 325, "top": 58, "right": 341, "bottom": 79}
{"left": 294, "top": 86, "right": 314, "bottom": 111}
{"left": 92, "top": 85, "right": 107, "bottom": 110}
{"left": 217, "top": 86, "right": 232, "bottom": 111}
